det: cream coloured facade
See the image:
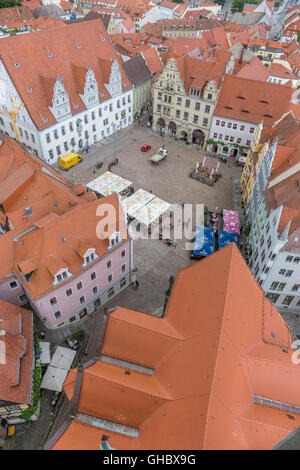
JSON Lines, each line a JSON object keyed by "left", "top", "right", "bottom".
{"left": 152, "top": 57, "right": 223, "bottom": 145}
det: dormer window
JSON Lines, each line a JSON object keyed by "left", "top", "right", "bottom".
{"left": 81, "top": 248, "right": 98, "bottom": 268}
{"left": 109, "top": 232, "right": 121, "bottom": 249}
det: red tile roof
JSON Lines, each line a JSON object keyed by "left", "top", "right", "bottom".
{"left": 0, "top": 300, "right": 33, "bottom": 405}
{"left": 51, "top": 244, "right": 300, "bottom": 450}
{"left": 0, "top": 20, "right": 132, "bottom": 131}
{"left": 236, "top": 56, "right": 270, "bottom": 81}
{"left": 214, "top": 74, "right": 293, "bottom": 126}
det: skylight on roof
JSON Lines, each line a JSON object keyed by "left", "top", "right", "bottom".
{"left": 237, "top": 96, "right": 246, "bottom": 99}
{"left": 27, "top": 88, "right": 32, "bottom": 93}
{"left": 62, "top": 237, "right": 67, "bottom": 243}
{"left": 15, "top": 63, "right": 20, "bottom": 68}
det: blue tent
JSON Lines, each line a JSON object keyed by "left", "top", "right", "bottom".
{"left": 218, "top": 230, "right": 239, "bottom": 249}
{"left": 193, "top": 226, "right": 215, "bottom": 257}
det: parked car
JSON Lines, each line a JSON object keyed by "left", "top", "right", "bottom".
{"left": 141, "top": 144, "right": 151, "bottom": 152}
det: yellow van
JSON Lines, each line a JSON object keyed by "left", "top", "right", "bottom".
{"left": 59, "top": 153, "right": 82, "bottom": 170}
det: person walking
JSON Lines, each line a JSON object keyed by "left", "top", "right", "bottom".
{"left": 135, "top": 280, "right": 139, "bottom": 289}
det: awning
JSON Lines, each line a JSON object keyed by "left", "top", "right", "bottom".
{"left": 50, "top": 346, "right": 76, "bottom": 370}
{"left": 40, "top": 366, "right": 68, "bottom": 392}
{"left": 39, "top": 341, "right": 51, "bottom": 365}
{"left": 193, "top": 226, "right": 215, "bottom": 257}
{"left": 133, "top": 197, "right": 172, "bottom": 226}
{"left": 223, "top": 209, "right": 240, "bottom": 234}
{"left": 218, "top": 230, "right": 239, "bottom": 249}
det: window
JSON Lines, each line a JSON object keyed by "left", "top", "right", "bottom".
{"left": 260, "top": 235, "right": 264, "bottom": 246}
{"left": 227, "top": 122, "right": 232, "bottom": 128}
{"left": 205, "top": 105, "right": 210, "bottom": 113}
{"left": 292, "top": 284, "right": 300, "bottom": 292}
{"left": 56, "top": 145, "right": 61, "bottom": 156}
{"left": 266, "top": 293, "right": 279, "bottom": 303}
{"left": 77, "top": 281, "right": 83, "bottom": 291}
{"left": 120, "top": 277, "right": 126, "bottom": 288}
{"left": 230, "top": 136, "right": 234, "bottom": 142}
{"left": 240, "top": 125, "right": 245, "bottom": 131}
{"left": 69, "top": 316, "right": 76, "bottom": 322}
{"left": 19, "top": 294, "right": 27, "bottom": 304}
{"left": 213, "top": 133, "right": 218, "bottom": 139}
{"left": 221, "top": 121, "right": 225, "bottom": 127}
{"left": 66, "top": 288, "right": 72, "bottom": 297}
{"left": 246, "top": 140, "right": 251, "bottom": 146}
{"left": 84, "top": 114, "right": 88, "bottom": 124}
{"left": 225, "top": 135, "right": 229, "bottom": 141}
{"left": 91, "top": 272, "right": 96, "bottom": 281}
{"left": 93, "top": 285, "right": 98, "bottom": 295}
{"left": 286, "top": 256, "right": 293, "bottom": 262}
{"left": 249, "top": 127, "right": 255, "bottom": 134}
{"left": 266, "top": 222, "right": 270, "bottom": 233}
{"left": 208, "top": 93, "right": 212, "bottom": 100}
{"left": 54, "top": 130, "right": 58, "bottom": 139}
{"left": 279, "top": 269, "right": 286, "bottom": 275}
{"left": 50, "top": 297, "right": 57, "bottom": 306}
{"left": 264, "top": 267, "right": 270, "bottom": 274}
{"left": 31, "top": 133, "right": 35, "bottom": 143}
{"left": 293, "top": 257, "right": 300, "bottom": 264}
{"left": 218, "top": 133, "right": 223, "bottom": 139}
{"left": 80, "top": 296, "right": 85, "bottom": 304}
{"left": 69, "top": 122, "right": 74, "bottom": 132}
{"left": 61, "top": 126, "right": 66, "bottom": 135}
{"left": 270, "top": 282, "right": 279, "bottom": 290}
{"left": 193, "top": 115, "right": 198, "bottom": 124}
{"left": 285, "top": 270, "right": 294, "bottom": 277}
{"left": 108, "top": 274, "right": 113, "bottom": 283}
{"left": 177, "top": 97, "right": 182, "bottom": 105}
{"left": 233, "top": 123, "right": 237, "bottom": 130}
{"left": 9, "top": 281, "right": 18, "bottom": 290}
{"left": 46, "top": 133, "right": 51, "bottom": 143}
{"left": 54, "top": 311, "right": 62, "bottom": 320}
{"left": 93, "top": 299, "right": 101, "bottom": 309}
{"left": 99, "top": 108, "right": 102, "bottom": 117}
{"left": 203, "top": 118, "right": 208, "bottom": 126}
{"left": 64, "top": 141, "right": 68, "bottom": 151}
{"left": 216, "top": 120, "right": 220, "bottom": 126}
{"left": 108, "top": 287, "right": 114, "bottom": 298}
{"left": 122, "top": 264, "right": 126, "bottom": 272}
{"left": 176, "top": 109, "right": 180, "bottom": 118}
{"left": 195, "top": 102, "right": 200, "bottom": 111}
{"left": 184, "top": 112, "right": 188, "bottom": 121}
{"left": 48, "top": 149, "right": 54, "bottom": 159}
{"left": 282, "top": 295, "right": 294, "bottom": 305}
{"left": 107, "top": 260, "right": 112, "bottom": 269}
{"left": 121, "top": 250, "right": 126, "bottom": 258}
{"left": 185, "top": 100, "right": 190, "bottom": 108}
{"left": 277, "top": 282, "right": 286, "bottom": 291}
{"left": 157, "top": 104, "right": 161, "bottom": 112}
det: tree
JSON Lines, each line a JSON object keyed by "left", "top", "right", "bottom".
{"left": 172, "top": 0, "right": 183, "bottom": 3}
{"left": 0, "top": 0, "right": 22, "bottom": 7}
{"left": 231, "top": 0, "right": 245, "bottom": 13}
{"left": 297, "top": 31, "right": 300, "bottom": 44}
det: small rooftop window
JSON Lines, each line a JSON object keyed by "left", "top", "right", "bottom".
{"left": 237, "top": 95, "right": 245, "bottom": 100}
{"left": 48, "top": 52, "right": 52, "bottom": 58}
{"left": 15, "top": 62, "right": 20, "bottom": 68}
{"left": 27, "top": 88, "right": 32, "bottom": 93}
{"left": 75, "top": 42, "right": 81, "bottom": 48}
{"left": 62, "top": 237, "right": 67, "bottom": 243}
{"left": 264, "top": 114, "right": 272, "bottom": 118}
{"left": 25, "top": 206, "right": 32, "bottom": 216}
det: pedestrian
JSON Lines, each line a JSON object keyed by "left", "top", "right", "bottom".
{"left": 115, "top": 157, "right": 119, "bottom": 165}
{"left": 135, "top": 280, "right": 139, "bottom": 289}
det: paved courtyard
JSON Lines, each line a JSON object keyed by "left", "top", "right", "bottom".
{"left": 54, "top": 120, "right": 242, "bottom": 315}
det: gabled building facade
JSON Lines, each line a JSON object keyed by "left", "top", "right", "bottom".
{"left": 152, "top": 56, "right": 226, "bottom": 144}
{"left": 0, "top": 20, "right": 133, "bottom": 165}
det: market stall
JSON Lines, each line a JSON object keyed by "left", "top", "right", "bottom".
{"left": 223, "top": 209, "right": 240, "bottom": 234}
{"left": 192, "top": 226, "right": 215, "bottom": 258}
{"left": 133, "top": 197, "right": 172, "bottom": 231}
{"left": 121, "top": 189, "right": 155, "bottom": 219}
{"left": 218, "top": 230, "right": 239, "bottom": 249}
{"left": 86, "top": 171, "right": 119, "bottom": 196}
{"left": 99, "top": 176, "right": 133, "bottom": 198}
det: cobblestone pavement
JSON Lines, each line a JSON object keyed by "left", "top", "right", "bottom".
{"left": 12, "top": 120, "right": 243, "bottom": 450}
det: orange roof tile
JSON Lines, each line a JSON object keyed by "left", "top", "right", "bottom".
{"left": 214, "top": 74, "right": 293, "bottom": 126}
{"left": 0, "top": 20, "right": 132, "bottom": 131}
{"left": 0, "top": 299, "right": 33, "bottom": 404}
{"left": 51, "top": 244, "right": 300, "bottom": 450}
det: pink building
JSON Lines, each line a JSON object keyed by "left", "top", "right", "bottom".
{"left": 0, "top": 136, "right": 133, "bottom": 331}
{"left": 119, "top": 18, "right": 135, "bottom": 34}
{"left": 13, "top": 195, "right": 132, "bottom": 329}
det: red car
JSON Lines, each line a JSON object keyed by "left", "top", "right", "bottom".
{"left": 141, "top": 145, "right": 151, "bottom": 152}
